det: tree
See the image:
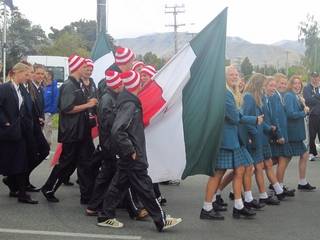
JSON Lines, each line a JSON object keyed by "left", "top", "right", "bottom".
{"left": 288, "top": 65, "right": 308, "bottom": 81}
{"left": 3, "top": 7, "right": 48, "bottom": 68}
{"left": 253, "top": 65, "right": 278, "bottom": 76}
{"left": 299, "top": 14, "right": 320, "bottom": 73}
{"left": 41, "top": 32, "right": 90, "bottom": 57}
{"left": 240, "top": 57, "right": 253, "bottom": 79}
{"left": 142, "top": 52, "right": 166, "bottom": 69}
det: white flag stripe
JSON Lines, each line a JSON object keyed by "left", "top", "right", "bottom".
{"left": 92, "top": 52, "right": 115, "bottom": 85}
{"left": 146, "top": 44, "right": 197, "bottom": 182}
{"left": 146, "top": 100, "right": 186, "bottom": 182}
{"left": 153, "top": 43, "right": 196, "bottom": 102}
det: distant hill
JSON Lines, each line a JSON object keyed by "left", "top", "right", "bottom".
{"left": 272, "top": 40, "right": 305, "bottom": 55}
{"left": 115, "top": 32, "right": 304, "bottom": 67}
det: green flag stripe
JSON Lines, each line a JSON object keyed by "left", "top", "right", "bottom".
{"left": 182, "top": 8, "right": 227, "bottom": 179}
{"left": 91, "top": 32, "right": 114, "bottom": 61}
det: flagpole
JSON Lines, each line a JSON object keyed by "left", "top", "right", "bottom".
{"left": 2, "top": 1, "right": 7, "bottom": 82}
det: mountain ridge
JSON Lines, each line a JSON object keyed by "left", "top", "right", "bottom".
{"left": 115, "top": 32, "right": 305, "bottom": 67}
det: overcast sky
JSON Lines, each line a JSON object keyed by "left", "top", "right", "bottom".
{"left": 13, "top": 0, "right": 320, "bottom": 44}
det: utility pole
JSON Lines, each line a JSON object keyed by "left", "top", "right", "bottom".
{"left": 165, "top": 4, "right": 185, "bottom": 54}
{"left": 314, "top": 40, "right": 318, "bottom": 72}
{"left": 285, "top": 51, "right": 289, "bottom": 76}
{"left": 97, "top": 0, "right": 107, "bottom": 36}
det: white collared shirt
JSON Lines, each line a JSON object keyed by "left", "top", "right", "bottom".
{"left": 12, "top": 81, "right": 23, "bottom": 109}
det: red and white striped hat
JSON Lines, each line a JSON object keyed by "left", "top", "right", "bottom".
{"left": 132, "top": 61, "right": 144, "bottom": 71}
{"left": 105, "top": 70, "right": 122, "bottom": 90}
{"left": 68, "top": 54, "right": 86, "bottom": 73}
{"left": 120, "top": 70, "right": 140, "bottom": 93}
{"left": 85, "top": 58, "right": 94, "bottom": 69}
{"left": 140, "top": 65, "right": 157, "bottom": 77}
{"left": 115, "top": 47, "right": 135, "bottom": 65}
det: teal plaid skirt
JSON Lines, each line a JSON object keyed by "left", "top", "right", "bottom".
{"left": 262, "top": 144, "right": 272, "bottom": 160}
{"left": 289, "top": 141, "right": 307, "bottom": 157}
{"left": 247, "top": 145, "right": 264, "bottom": 164}
{"left": 270, "top": 142, "right": 292, "bottom": 158}
{"left": 215, "top": 147, "right": 253, "bottom": 170}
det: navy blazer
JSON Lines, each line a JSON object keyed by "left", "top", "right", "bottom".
{"left": 284, "top": 91, "right": 306, "bottom": 142}
{"left": 221, "top": 90, "right": 257, "bottom": 150}
{"left": 261, "top": 95, "right": 274, "bottom": 144}
{"left": 0, "top": 82, "right": 24, "bottom": 141}
{"left": 241, "top": 92, "right": 269, "bottom": 149}
{"left": 302, "top": 83, "right": 320, "bottom": 116}
{"left": 269, "top": 92, "right": 288, "bottom": 142}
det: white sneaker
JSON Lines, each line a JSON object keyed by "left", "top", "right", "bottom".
{"left": 162, "top": 216, "right": 183, "bottom": 230}
{"left": 309, "top": 154, "right": 316, "bottom": 161}
{"left": 97, "top": 218, "right": 124, "bottom": 228}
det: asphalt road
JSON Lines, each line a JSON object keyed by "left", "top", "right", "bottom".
{"left": 1, "top": 151, "right": 320, "bottom": 240}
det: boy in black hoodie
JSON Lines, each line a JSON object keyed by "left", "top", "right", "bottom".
{"left": 97, "top": 70, "right": 182, "bottom": 232}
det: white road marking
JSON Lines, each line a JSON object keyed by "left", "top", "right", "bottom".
{"left": 0, "top": 228, "right": 142, "bottom": 240}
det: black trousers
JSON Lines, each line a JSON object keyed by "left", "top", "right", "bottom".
{"left": 88, "top": 153, "right": 117, "bottom": 211}
{"left": 101, "top": 166, "right": 165, "bottom": 227}
{"left": 308, "top": 115, "right": 320, "bottom": 156}
{"left": 6, "top": 173, "right": 27, "bottom": 198}
{"left": 88, "top": 152, "right": 143, "bottom": 218}
{"left": 42, "top": 137, "right": 95, "bottom": 201}
{"left": 153, "top": 183, "right": 161, "bottom": 199}
{"left": 27, "top": 128, "right": 50, "bottom": 185}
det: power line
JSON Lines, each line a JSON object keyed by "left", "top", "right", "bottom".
{"left": 165, "top": 4, "right": 185, "bottom": 54}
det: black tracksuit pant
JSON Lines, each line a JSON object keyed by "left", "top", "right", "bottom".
{"left": 308, "top": 115, "right": 320, "bottom": 156}
{"left": 42, "top": 137, "right": 94, "bottom": 201}
{"left": 88, "top": 152, "right": 143, "bottom": 218}
{"left": 88, "top": 153, "right": 117, "bottom": 211}
{"left": 100, "top": 163, "right": 165, "bottom": 228}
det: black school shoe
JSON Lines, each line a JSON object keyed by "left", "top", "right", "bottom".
{"left": 233, "top": 207, "right": 256, "bottom": 219}
{"left": 259, "top": 196, "right": 280, "bottom": 205}
{"left": 216, "top": 195, "right": 228, "bottom": 207}
{"left": 270, "top": 184, "right": 295, "bottom": 197}
{"left": 212, "top": 201, "right": 227, "bottom": 212}
{"left": 200, "top": 209, "right": 224, "bottom": 220}
{"left": 18, "top": 194, "right": 38, "bottom": 204}
{"left": 244, "top": 199, "right": 266, "bottom": 209}
{"left": 283, "top": 186, "right": 295, "bottom": 197}
{"left": 298, "top": 183, "right": 316, "bottom": 191}
{"left": 275, "top": 192, "right": 286, "bottom": 201}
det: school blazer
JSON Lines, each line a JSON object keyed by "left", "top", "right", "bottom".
{"left": 261, "top": 95, "right": 274, "bottom": 145}
{"left": 269, "top": 92, "right": 288, "bottom": 142}
{"left": 284, "top": 91, "right": 306, "bottom": 142}
{"left": 0, "top": 82, "right": 23, "bottom": 141}
{"left": 241, "top": 92, "right": 271, "bottom": 149}
{"left": 221, "top": 90, "right": 257, "bottom": 150}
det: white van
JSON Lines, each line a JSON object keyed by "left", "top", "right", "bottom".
{"left": 27, "top": 56, "right": 69, "bottom": 86}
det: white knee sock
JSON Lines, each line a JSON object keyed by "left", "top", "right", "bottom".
{"left": 234, "top": 198, "right": 244, "bottom": 210}
{"left": 273, "top": 182, "right": 284, "bottom": 194}
{"left": 212, "top": 194, "right": 217, "bottom": 203}
{"left": 299, "top": 178, "right": 308, "bottom": 185}
{"left": 203, "top": 201, "right": 213, "bottom": 211}
{"left": 259, "top": 192, "right": 268, "bottom": 199}
{"left": 244, "top": 191, "right": 253, "bottom": 203}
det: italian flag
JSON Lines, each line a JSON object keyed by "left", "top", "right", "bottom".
{"left": 146, "top": 9, "right": 227, "bottom": 182}
{"left": 91, "top": 32, "right": 115, "bottom": 85}
{"left": 52, "top": 9, "right": 227, "bottom": 182}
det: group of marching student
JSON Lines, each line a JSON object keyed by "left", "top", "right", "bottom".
{"left": 0, "top": 62, "right": 52, "bottom": 204}
{"left": 201, "top": 66, "right": 316, "bottom": 220}
{"left": 39, "top": 47, "right": 181, "bottom": 231}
